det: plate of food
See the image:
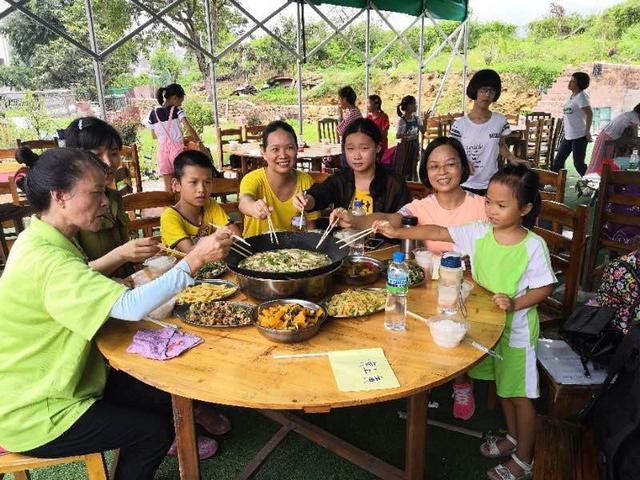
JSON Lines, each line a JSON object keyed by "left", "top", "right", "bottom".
{"left": 174, "top": 301, "right": 255, "bottom": 327}
{"left": 336, "top": 255, "right": 385, "bottom": 286}
{"left": 384, "top": 259, "right": 426, "bottom": 288}
{"left": 255, "top": 299, "right": 326, "bottom": 343}
{"left": 175, "top": 280, "right": 239, "bottom": 305}
{"left": 194, "top": 260, "right": 227, "bottom": 280}
{"left": 238, "top": 248, "right": 331, "bottom": 274}
{"left": 323, "top": 288, "right": 387, "bottom": 318}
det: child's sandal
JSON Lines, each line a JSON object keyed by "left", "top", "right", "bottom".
{"left": 486, "top": 453, "right": 533, "bottom": 480}
{"left": 479, "top": 433, "right": 517, "bottom": 458}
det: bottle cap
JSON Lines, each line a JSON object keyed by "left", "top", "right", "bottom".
{"left": 440, "top": 252, "right": 462, "bottom": 268}
{"left": 354, "top": 200, "right": 363, "bottom": 208}
{"left": 392, "top": 251, "right": 406, "bottom": 263}
{"left": 401, "top": 215, "right": 418, "bottom": 227}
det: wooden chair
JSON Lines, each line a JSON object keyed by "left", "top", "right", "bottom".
{"left": 122, "top": 191, "right": 176, "bottom": 238}
{"left": 210, "top": 178, "right": 242, "bottom": 229}
{"left": 505, "top": 113, "right": 520, "bottom": 126}
{"left": 525, "top": 111, "right": 551, "bottom": 123}
{"left": 524, "top": 118, "right": 542, "bottom": 165}
{"left": 534, "top": 168, "right": 567, "bottom": 203}
{"left": 550, "top": 117, "right": 565, "bottom": 156}
{"left": 119, "top": 144, "right": 142, "bottom": 193}
{"left": 585, "top": 165, "right": 640, "bottom": 289}
{"left": 0, "top": 177, "right": 23, "bottom": 206}
{"left": 422, "top": 115, "right": 441, "bottom": 148}
{"left": 407, "top": 181, "right": 430, "bottom": 200}
{"left": 113, "top": 166, "right": 133, "bottom": 195}
{"left": 15, "top": 139, "right": 58, "bottom": 150}
{"left": 309, "top": 171, "right": 330, "bottom": 184}
{"left": 533, "top": 416, "right": 600, "bottom": 480}
{"left": 537, "top": 117, "right": 555, "bottom": 169}
{"left": 0, "top": 451, "right": 108, "bottom": 480}
{"left": 214, "top": 127, "right": 243, "bottom": 172}
{"left": 243, "top": 125, "right": 265, "bottom": 143}
{"left": 317, "top": 118, "right": 339, "bottom": 145}
{"left": 0, "top": 148, "right": 17, "bottom": 162}
{"left": 533, "top": 200, "right": 588, "bottom": 322}
{"left": 0, "top": 203, "right": 32, "bottom": 266}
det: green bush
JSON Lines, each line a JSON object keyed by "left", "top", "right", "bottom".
{"left": 182, "top": 95, "right": 214, "bottom": 135}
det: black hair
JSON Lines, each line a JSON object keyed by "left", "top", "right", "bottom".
{"left": 64, "top": 117, "right": 123, "bottom": 152}
{"left": 397, "top": 95, "right": 417, "bottom": 117}
{"left": 418, "top": 136, "right": 471, "bottom": 188}
{"left": 15, "top": 146, "right": 40, "bottom": 168}
{"left": 489, "top": 164, "right": 541, "bottom": 229}
{"left": 342, "top": 117, "right": 382, "bottom": 145}
{"left": 261, "top": 120, "right": 298, "bottom": 149}
{"left": 156, "top": 83, "right": 186, "bottom": 105}
{"left": 368, "top": 94, "right": 382, "bottom": 111}
{"left": 572, "top": 72, "right": 590, "bottom": 91}
{"left": 173, "top": 150, "right": 214, "bottom": 180}
{"left": 23, "top": 147, "right": 106, "bottom": 212}
{"left": 466, "top": 69, "right": 502, "bottom": 102}
{"left": 338, "top": 86, "right": 357, "bottom": 106}
{"left": 634, "top": 103, "right": 640, "bottom": 116}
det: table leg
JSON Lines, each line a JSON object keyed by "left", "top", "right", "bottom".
{"left": 171, "top": 394, "right": 200, "bottom": 480}
{"left": 405, "top": 390, "right": 428, "bottom": 480}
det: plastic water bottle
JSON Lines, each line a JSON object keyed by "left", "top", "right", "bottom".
{"left": 385, "top": 251, "right": 409, "bottom": 331}
{"left": 630, "top": 149, "right": 639, "bottom": 170}
{"left": 349, "top": 200, "right": 366, "bottom": 256}
{"left": 437, "top": 252, "right": 463, "bottom": 315}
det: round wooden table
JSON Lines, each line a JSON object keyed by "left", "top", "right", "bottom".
{"left": 222, "top": 142, "right": 342, "bottom": 174}
{"left": 97, "top": 256, "right": 504, "bottom": 479}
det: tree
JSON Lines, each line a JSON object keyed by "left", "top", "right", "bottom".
{"left": 150, "top": 47, "right": 183, "bottom": 84}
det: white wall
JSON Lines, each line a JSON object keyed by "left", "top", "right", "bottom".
{"left": 0, "top": 33, "right": 9, "bottom": 65}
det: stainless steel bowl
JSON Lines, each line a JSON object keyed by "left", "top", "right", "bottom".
{"left": 236, "top": 265, "right": 341, "bottom": 301}
{"left": 255, "top": 299, "right": 327, "bottom": 343}
{"left": 336, "top": 255, "right": 385, "bottom": 286}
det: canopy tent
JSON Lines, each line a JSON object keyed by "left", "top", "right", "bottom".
{"left": 0, "top": 0, "right": 469, "bottom": 138}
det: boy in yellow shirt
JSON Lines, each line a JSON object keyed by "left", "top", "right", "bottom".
{"left": 161, "top": 150, "right": 241, "bottom": 251}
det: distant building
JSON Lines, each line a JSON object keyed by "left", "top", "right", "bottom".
{"left": 535, "top": 62, "right": 640, "bottom": 133}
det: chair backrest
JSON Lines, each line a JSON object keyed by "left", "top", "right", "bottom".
{"left": 550, "top": 117, "right": 565, "bottom": 155}
{"left": 308, "top": 171, "right": 330, "bottom": 184}
{"left": 114, "top": 166, "right": 133, "bottom": 195}
{"left": 243, "top": 125, "right": 265, "bottom": 143}
{"left": 119, "top": 144, "right": 142, "bottom": 193}
{"left": 0, "top": 147, "right": 17, "bottom": 162}
{"left": 505, "top": 113, "right": 520, "bottom": 126}
{"left": 15, "top": 138, "right": 59, "bottom": 150}
{"left": 526, "top": 111, "right": 551, "bottom": 122}
{"left": 0, "top": 451, "right": 109, "bottom": 480}
{"left": 533, "top": 200, "right": 589, "bottom": 320}
{"left": 317, "top": 118, "right": 339, "bottom": 145}
{"left": 533, "top": 168, "right": 566, "bottom": 203}
{"left": 208, "top": 177, "right": 242, "bottom": 230}
{"left": 536, "top": 117, "right": 555, "bottom": 169}
{"left": 407, "top": 181, "right": 430, "bottom": 200}
{"left": 524, "top": 118, "right": 542, "bottom": 164}
{"left": 122, "top": 191, "right": 176, "bottom": 238}
{"left": 0, "top": 202, "right": 33, "bottom": 266}
{"left": 0, "top": 177, "right": 22, "bottom": 206}
{"left": 585, "top": 165, "right": 640, "bottom": 288}
{"left": 215, "top": 127, "right": 243, "bottom": 170}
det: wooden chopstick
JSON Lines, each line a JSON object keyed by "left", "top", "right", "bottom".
{"left": 158, "top": 245, "right": 187, "bottom": 258}
{"left": 263, "top": 197, "right": 279, "bottom": 245}
{"left": 232, "top": 242, "right": 253, "bottom": 256}
{"left": 407, "top": 310, "right": 429, "bottom": 324}
{"left": 316, "top": 217, "right": 339, "bottom": 249}
{"left": 208, "top": 223, "right": 252, "bottom": 248}
{"left": 230, "top": 245, "right": 249, "bottom": 258}
{"left": 145, "top": 317, "right": 180, "bottom": 330}
{"left": 337, "top": 228, "right": 374, "bottom": 249}
{"left": 336, "top": 227, "right": 374, "bottom": 244}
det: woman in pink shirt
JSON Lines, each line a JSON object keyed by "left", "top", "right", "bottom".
{"left": 333, "top": 136, "right": 485, "bottom": 422}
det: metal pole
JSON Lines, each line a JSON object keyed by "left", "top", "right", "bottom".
{"left": 84, "top": 0, "right": 106, "bottom": 119}
{"left": 364, "top": 1, "right": 370, "bottom": 100}
{"left": 296, "top": 0, "right": 303, "bottom": 137}
{"left": 417, "top": 13, "right": 425, "bottom": 116}
{"left": 204, "top": 0, "right": 219, "bottom": 126}
{"left": 462, "top": 20, "right": 469, "bottom": 114}
{"left": 431, "top": 26, "right": 464, "bottom": 113}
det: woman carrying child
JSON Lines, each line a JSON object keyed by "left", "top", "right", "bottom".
{"left": 451, "top": 69, "right": 527, "bottom": 196}
{"left": 239, "top": 121, "right": 320, "bottom": 237}
{"left": 293, "top": 118, "right": 411, "bottom": 218}
{"left": 62, "top": 117, "right": 159, "bottom": 278}
{"left": 0, "top": 148, "right": 234, "bottom": 478}
{"left": 147, "top": 83, "right": 201, "bottom": 192}
{"left": 394, "top": 95, "right": 425, "bottom": 181}
{"left": 373, "top": 164, "right": 556, "bottom": 480}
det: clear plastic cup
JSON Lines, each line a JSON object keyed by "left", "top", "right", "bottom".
{"left": 412, "top": 247, "right": 433, "bottom": 279}
{"left": 427, "top": 314, "right": 469, "bottom": 348}
{"left": 143, "top": 255, "right": 177, "bottom": 278}
{"left": 147, "top": 296, "right": 176, "bottom": 320}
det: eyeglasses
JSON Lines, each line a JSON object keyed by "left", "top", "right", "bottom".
{"left": 478, "top": 87, "right": 497, "bottom": 96}
{"left": 427, "top": 161, "right": 461, "bottom": 172}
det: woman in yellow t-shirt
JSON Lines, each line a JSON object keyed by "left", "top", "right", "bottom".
{"left": 239, "top": 121, "right": 319, "bottom": 237}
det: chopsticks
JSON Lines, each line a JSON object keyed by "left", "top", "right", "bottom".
{"left": 158, "top": 245, "right": 187, "bottom": 258}
{"left": 406, "top": 310, "right": 502, "bottom": 360}
{"left": 208, "top": 223, "right": 253, "bottom": 258}
{"left": 208, "top": 223, "right": 252, "bottom": 248}
{"left": 145, "top": 317, "right": 180, "bottom": 330}
{"left": 263, "top": 197, "right": 279, "bottom": 245}
{"left": 272, "top": 352, "right": 328, "bottom": 359}
{"left": 297, "top": 191, "right": 306, "bottom": 230}
{"left": 337, "top": 228, "right": 374, "bottom": 250}
{"left": 315, "top": 216, "right": 339, "bottom": 249}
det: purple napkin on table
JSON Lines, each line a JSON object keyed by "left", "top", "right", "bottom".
{"left": 127, "top": 327, "right": 203, "bottom": 360}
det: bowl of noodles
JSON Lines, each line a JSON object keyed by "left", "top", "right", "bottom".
{"left": 255, "top": 299, "right": 327, "bottom": 343}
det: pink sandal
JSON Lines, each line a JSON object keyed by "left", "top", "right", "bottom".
{"left": 167, "top": 435, "right": 218, "bottom": 460}
{"left": 195, "top": 406, "right": 232, "bottom": 436}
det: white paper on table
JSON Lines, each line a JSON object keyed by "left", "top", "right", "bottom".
{"left": 537, "top": 339, "right": 607, "bottom": 385}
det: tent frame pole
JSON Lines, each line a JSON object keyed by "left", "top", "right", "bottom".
{"left": 364, "top": 1, "right": 370, "bottom": 100}
{"left": 430, "top": 24, "right": 465, "bottom": 113}
{"left": 417, "top": 12, "right": 425, "bottom": 117}
{"left": 296, "top": 0, "right": 304, "bottom": 137}
{"left": 462, "top": 20, "right": 469, "bottom": 113}
{"left": 84, "top": 0, "right": 106, "bottom": 119}
{"left": 204, "top": 0, "right": 219, "bottom": 126}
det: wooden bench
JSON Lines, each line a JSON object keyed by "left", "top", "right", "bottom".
{"left": 0, "top": 451, "right": 108, "bottom": 480}
{"left": 534, "top": 415, "right": 601, "bottom": 480}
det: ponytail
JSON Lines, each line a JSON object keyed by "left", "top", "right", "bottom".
{"left": 156, "top": 87, "right": 166, "bottom": 105}
{"left": 397, "top": 95, "right": 416, "bottom": 118}
{"left": 156, "top": 83, "right": 186, "bottom": 105}
{"left": 15, "top": 146, "right": 40, "bottom": 168}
